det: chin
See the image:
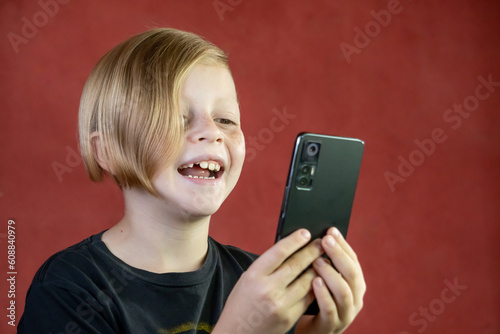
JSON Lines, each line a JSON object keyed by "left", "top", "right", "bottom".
{"left": 180, "top": 192, "right": 225, "bottom": 219}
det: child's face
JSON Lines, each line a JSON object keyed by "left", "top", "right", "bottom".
{"left": 152, "top": 64, "right": 245, "bottom": 219}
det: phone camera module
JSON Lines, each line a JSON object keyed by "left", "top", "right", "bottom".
{"left": 298, "top": 141, "right": 321, "bottom": 189}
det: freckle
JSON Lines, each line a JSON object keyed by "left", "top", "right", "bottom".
{"left": 120, "top": 230, "right": 123, "bottom": 233}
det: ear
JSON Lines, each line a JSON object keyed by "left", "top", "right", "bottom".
{"left": 90, "top": 132, "right": 114, "bottom": 174}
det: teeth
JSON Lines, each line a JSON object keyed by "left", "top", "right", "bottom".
{"left": 179, "top": 160, "right": 221, "bottom": 171}
{"left": 186, "top": 175, "right": 215, "bottom": 179}
{"left": 179, "top": 163, "right": 194, "bottom": 169}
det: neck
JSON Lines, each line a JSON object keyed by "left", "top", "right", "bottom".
{"left": 102, "top": 187, "right": 211, "bottom": 274}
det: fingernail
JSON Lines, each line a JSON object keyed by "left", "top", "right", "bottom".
{"left": 315, "top": 277, "right": 324, "bottom": 287}
{"left": 332, "top": 228, "right": 340, "bottom": 238}
{"left": 326, "top": 235, "right": 336, "bottom": 247}
{"left": 301, "top": 229, "right": 311, "bottom": 240}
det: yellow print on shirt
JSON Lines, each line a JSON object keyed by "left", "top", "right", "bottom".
{"left": 158, "top": 322, "right": 214, "bottom": 333}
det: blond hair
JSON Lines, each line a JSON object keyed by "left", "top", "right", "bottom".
{"left": 78, "top": 28, "right": 229, "bottom": 195}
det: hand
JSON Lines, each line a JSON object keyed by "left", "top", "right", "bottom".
{"left": 296, "top": 228, "right": 366, "bottom": 334}
{"left": 213, "top": 229, "right": 324, "bottom": 334}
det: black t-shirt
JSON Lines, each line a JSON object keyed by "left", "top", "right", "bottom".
{"left": 18, "top": 232, "right": 295, "bottom": 334}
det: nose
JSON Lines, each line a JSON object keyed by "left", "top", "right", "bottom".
{"left": 186, "top": 112, "right": 223, "bottom": 144}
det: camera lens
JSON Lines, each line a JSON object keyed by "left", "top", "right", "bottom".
{"left": 301, "top": 165, "right": 310, "bottom": 174}
{"left": 299, "top": 177, "right": 308, "bottom": 186}
{"left": 307, "top": 143, "right": 319, "bottom": 157}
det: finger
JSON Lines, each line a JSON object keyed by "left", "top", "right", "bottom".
{"left": 327, "top": 227, "right": 357, "bottom": 262}
{"left": 251, "top": 229, "right": 312, "bottom": 276}
{"left": 284, "top": 293, "right": 318, "bottom": 329}
{"left": 322, "top": 234, "right": 354, "bottom": 277}
{"left": 321, "top": 233, "right": 366, "bottom": 311}
{"left": 313, "top": 257, "right": 355, "bottom": 322}
{"left": 284, "top": 267, "right": 317, "bottom": 305}
{"left": 312, "top": 276, "right": 340, "bottom": 332}
{"left": 272, "top": 239, "right": 324, "bottom": 286}
{"left": 282, "top": 268, "right": 318, "bottom": 318}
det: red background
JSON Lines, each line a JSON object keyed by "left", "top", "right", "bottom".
{"left": 1, "top": 0, "right": 499, "bottom": 333}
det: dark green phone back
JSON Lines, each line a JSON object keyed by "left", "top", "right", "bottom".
{"left": 276, "top": 133, "right": 364, "bottom": 241}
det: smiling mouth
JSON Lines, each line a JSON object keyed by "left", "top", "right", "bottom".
{"left": 177, "top": 160, "right": 224, "bottom": 180}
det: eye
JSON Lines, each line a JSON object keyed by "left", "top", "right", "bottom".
{"left": 216, "top": 118, "right": 237, "bottom": 125}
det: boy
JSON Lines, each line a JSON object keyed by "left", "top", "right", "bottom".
{"left": 19, "top": 28, "right": 365, "bottom": 333}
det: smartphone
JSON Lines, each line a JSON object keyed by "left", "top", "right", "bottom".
{"left": 275, "top": 133, "right": 364, "bottom": 315}
{"left": 275, "top": 133, "right": 364, "bottom": 242}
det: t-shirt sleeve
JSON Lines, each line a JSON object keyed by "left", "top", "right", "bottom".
{"left": 18, "top": 281, "right": 119, "bottom": 334}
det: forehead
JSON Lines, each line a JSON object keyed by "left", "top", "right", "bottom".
{"left": 181, "top": 64, "right": 238, "bottom": 106}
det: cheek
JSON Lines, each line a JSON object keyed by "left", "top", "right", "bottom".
{"left": 151, "top": 168, "right": 177, "bottom": 192}
{"left": 228, "top": 130, "right": 245, "bottom": 166}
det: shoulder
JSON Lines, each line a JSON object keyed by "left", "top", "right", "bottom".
{"left": 19, "top": 232, "right": 126, "bottom": 333}
{"left": 30, "top": 232, "right": 111, "bottom": 290}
